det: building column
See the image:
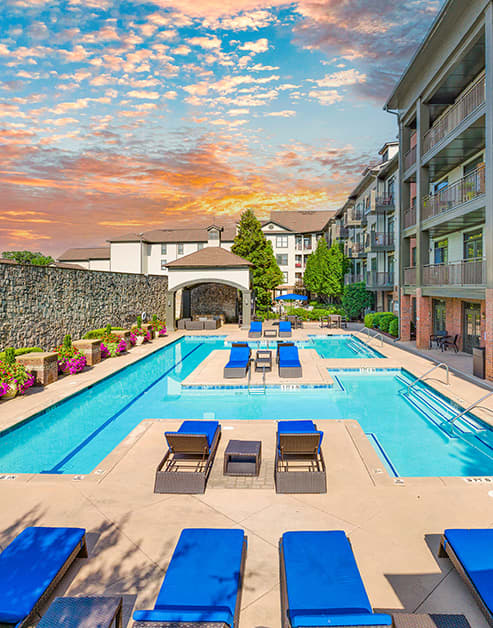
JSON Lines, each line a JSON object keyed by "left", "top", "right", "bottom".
{"left": 484, "top": 5, "right": 493, "bottom": 380}
{"left": 166, "top": 290, "right": 176, "bottom": 332}
{"left": 241, "top": 289, "right": 251, "bottom": 329}
{"left": 416, "top": 288, "right": 432, "bottom": 349}
{"left": 400, "top": 290, "right": 412, "bottom": 341}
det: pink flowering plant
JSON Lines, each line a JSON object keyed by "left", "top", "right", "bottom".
{"left": 150, "top": 315, "right": 167, "bottom": 337}
{"left": 0, "top": 349, "right": 35, "bottom": 397}
{"left": 129, "top": 332, "right": 137, "bottom": 346}
{"left": 54, "top": 335, "right": 87, "bottom": 374}
{"left": 100, "top": 332, "right": 127, "bottom": 358}
{"left": 130, "top": 326, "right": 151, "bottom": 342}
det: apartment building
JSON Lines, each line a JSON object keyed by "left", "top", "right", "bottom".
{"left": 328, "top": 143, "right": 399, "bottom": 313}
{"left": 57, "top": 247, "right": 110, "bottom": 271}
{"left": 385, "top": 0, "right": 492, "bottom": 379}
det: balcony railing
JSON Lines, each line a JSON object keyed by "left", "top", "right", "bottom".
{"left": 333, "top": 224, "right": 348, "bottom": 238}
{"left": 374, "top": 196, "right": 395, "bottom": 213}
{"left": 365, "top": 232, "right": 394, "bottom": 251}
{"left": 423, "top": 75, "right": 485, "bottom": 154}
{"left": 344, "top": 274, "right": 365, "bottom": 285}
{"left": 366, "top": 271, "right": 394, "bottom": 288}
{"left": 404, "top": 145, "right": 416, "bottom": 170}
{"left": 403, "top": 203, "right": 416, "bottom": 229}
{"left": 345, "top": 242, "right": 364, "bottom": 258}
{"left": 422, "top": 165, "right": 485, "bottom": 220}
{"left": 344, "top": 208, "right": 363, "bottom": 227}
{"left": 404, "top": 266, "right": 416, "bottom": 285}
{"left": 422, "top": 258, "right": 486, "bottom": 286}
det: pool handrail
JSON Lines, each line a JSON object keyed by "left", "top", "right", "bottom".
{"left": 443, "top": 390, "right": 493, "bottom": 427}
{"left": 407, "top": 362, "right": 449, "bottom": 392}
{"left": 360, "top": 327, "right": 384, "bottom": 347}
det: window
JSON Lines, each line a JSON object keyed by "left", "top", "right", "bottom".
{"left": 161, "top": 244, "right": 167, "bottom": 255}
{"left": 276, "top": 235, "right": 288, "bottom": 248}
{"left": 464, "top": 229, "right": 483, "bottom": 259}
{"left": 177, "top": 243, "right": 184, "bottom": 255}
{"left": 464, "top": 156, "right": 484, "bottom": 175}
{"left": 433, "top": 179, "right": 448, "bottom": 194}
{"left": 209, "top": 230, "right": 219, "bottom": 240}
{"left": 295, "top": 235, "right": 302, "bottom": 250}
{"left": 282, "top": 271, "right": 288, "bottom": 283}
{"left": 434, "top": 239, "right": 448, "bottom": 264}
{"left": 295, "top": 254, "right": 302, "bottom": 268}
{"left": 197, "top": 242, "right": 204, "bottom": 250}
{"left": 303, "top": 235, "right": 312, "bottom": 249}
{"left": 160, "top": 259, "right": 167, "bottom": 270}
{"left": 276, "top": 253, "right": 288, "bottom": 266}
{"left": 387, "top": 178, "right": 395, "bottom": 200}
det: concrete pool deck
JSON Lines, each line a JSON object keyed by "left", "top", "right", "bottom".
{"left": 1, "top": 323, "right": 493, "bottom": 626}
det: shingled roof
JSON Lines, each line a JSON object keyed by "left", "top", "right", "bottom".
{"left": 165, "top": 247, "right": 252, "bottom": 268}
{"left": 58, "top": 247, "right": 110, "bottom": 261}
{"left": 266, "top": 210, "right": 335, "bottom": 233}
{"left": 108, "top": 222, "right": 237, "bottom": 244}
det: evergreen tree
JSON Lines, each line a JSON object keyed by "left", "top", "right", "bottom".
{"left": 303, "top": 239, "right": 349, "bottom": 302}
{"left": 232, "top": 209, "right": 283, "bottom": 313}
{"left": 326, "top": 241, "right": 346, "bottom": 300}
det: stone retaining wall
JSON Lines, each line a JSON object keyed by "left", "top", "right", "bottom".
{"left": 0, "top": 261, "right": 168, "bottom": 350}
{"left": 190, "top": 283, "right": 238, "bottom": 322}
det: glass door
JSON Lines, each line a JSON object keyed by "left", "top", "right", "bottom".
{"left": 432, "top": 299, "right": 446, "bottom": 334}
{"left": 463, "top": 302, "right": 481, "bottom": 354}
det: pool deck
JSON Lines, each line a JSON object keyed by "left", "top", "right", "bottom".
{"left": 2, "top": 323, "right": 493, "bottom": 627}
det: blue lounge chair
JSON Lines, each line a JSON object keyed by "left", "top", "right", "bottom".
{"left": 276, "top": 421, "right": 326, "bottom": 493}
{"left": 280, "top": 530, "right": 392, "bottom": 627}
{"left": 224, "top": 344, "right": 251, "bottom": 378}
{"left": 156, "top": 420, "right": 221, "bottom": 493}
{"left": 248, "top": 321, "right": 262, "bottom": 338}
{"left": 279, "top": 320, "right": 292, "bottom": 338}
{"left": 133, "top": 528, "right": 246, "bottom": 627}
{"left": 439, "top": 528, "right": 493, "bottom": 625}
{"left": 0, "top": 526, "right": 87, "bottom": 628}
{"left": 278, "top": 344, "right": 301, "bottom": 378}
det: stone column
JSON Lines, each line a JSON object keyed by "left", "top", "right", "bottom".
{"left": 241, "top": 290, "right": 251, "bottom": 329}
{"left": 166, "top": 291, "right": 176, "bottom": 332}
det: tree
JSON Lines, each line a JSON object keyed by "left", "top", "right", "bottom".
{"left": 326, "top": 241, "right": 347, "bottom": 301}
{"left": 231, "top": 209, "right": 283, "bottom": 313}
{"left": 342, "top": 282, "right": 374, "bottom": 320}
{"left": 2, "top": 250, "right": 54, "bottom": 266}
{"left": 303, "top": 238, "right": 347, "bottom": 303}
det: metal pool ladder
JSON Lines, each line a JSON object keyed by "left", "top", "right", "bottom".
{"left": 442, "top": 390, "right": 493, "bottom": 428}
{"left": 361, "top": 327, "right": 384, "bottom": 347}
{"left": 406, "top": 362, "right": 449, "bottom": 393}
{"left": 248, "top": 364, "right": 266, "bottom": 395}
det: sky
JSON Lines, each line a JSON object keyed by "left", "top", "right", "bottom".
{"left": 0, "top": 0, "right": 443, "bottom": 257}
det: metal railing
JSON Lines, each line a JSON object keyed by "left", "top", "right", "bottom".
{"left": 422, "top": 258, "right": 486, "bottom": 286}
{"left": 422, "top": 165, "right": 485, "bottom": 220}
{"left": 374, "top": 196, "right": 395, "bottom": 212}
{"left": 423, "top": 75, "right": 485, "bottom": 154}
{"left": 344, "top": 274, "right": 364, "bottom": 285}
{"left": 407, "top": 363, "right": 449, "bottom": 392}
{"left": 404, "top": 145, "right": 416, "bottom": 170}
{"left": 403, "top": 266, "right": 416, "bottom": 285}
{"left": 442, "top": 390, "right": 493, "bottom": 427}
{"left": 403, "top": 203, "right": 416, "bottom": 229}
{"left": 344, "top": 207, "right": 363, "bottom": 226}
{"left": 360, "top": 327, "right": 384, "bottom": 347}
{"left": 333, "top": 224, "right": 348, "bottom": 238}
{"left": 366, "top": 271, "right": 394, "bottom": 288}
{"left": 365, "top": 232, "right": 394, "bottom": 250}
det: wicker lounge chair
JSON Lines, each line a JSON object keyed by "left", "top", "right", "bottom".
{"left": 248, "top": 321, "right": 262, "bottom": 338}
{"left": 278, "top": 344, "right": 301, "bottom": 378}
{"left": 279, "top": 530, "right": 392, "bottom": 627}
{"left": 224, "top": 345, "right": 251, "bottom": 378}
{"left": 0, "top": 526, "right": 87, "bottom": 628}
{"left": 438, "top": 528, "right": 493, "bottom": 625}
{"left": 275, "top": 420, "right": 326, "bottom": 493}
{"left": 133, "top": 528, "right": 246, "bottom": 628}
{"left": 276, "top": 341, "right": 294, "bottom": 363}
{"left": 154, "top": 420, "right": 221, "bottom": 493}
{"left": 279, "top": 320, "right": 292, "bottom": 337}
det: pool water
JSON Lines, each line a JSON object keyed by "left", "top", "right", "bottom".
{"left": 1, "top": 336, "right": 492, "bottom": 477}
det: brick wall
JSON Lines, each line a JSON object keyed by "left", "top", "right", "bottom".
{"left": 486, "top": 289, "right": 493, "bottom": 381}
{"left": 190, "top": 283, "right": 238, "bottom": 322}
{"left": 445, "top": 297, "right": 463, "bottom": 351}
{"left": 416, "top": 289, "right": 432, "bottom": 349}
{"left": 400, "top": 290, "right": 412, "bottom": 341}
{"left": 0, "top": 261, "right": 168, "bottom": 350}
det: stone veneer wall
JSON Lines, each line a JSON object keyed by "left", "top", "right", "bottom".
{"left": 190, "top": 283, "right": 238, "bottom": 322}
{"left": 0, "top": 261, "right": 168, "bottom": 350}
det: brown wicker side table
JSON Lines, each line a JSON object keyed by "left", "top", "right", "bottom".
{"left": 224, "top": 439, "right": 261, "bottom": 476}
{"left": 264, "top": 328, "right": 277, "bottom": 338}
{"left": 38, "top": 596, "right": 123, "bottom": 628}
{"left": 392, "top": 614, "right": 471, "bottom": 628}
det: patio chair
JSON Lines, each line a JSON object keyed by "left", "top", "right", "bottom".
{"left": 279, "top": 530, "right": 392, "bottom": 627}
{"left": 276, "top": 341, "right": 294, "bottom": 363}
{"left": 248, "top": 321, "right": 262, "bottom": 338}
{"left": 440, "top": 334, "right": 459, "bottom": 353}
{"left": 155, "top": 420, "right": 221, "bottom": 493}
{"left": 275, "top": 420, "right": 326, "bottom": 493}
{"left": 438, "top": 528, "right": 493, "bottom": 625}
{"left": 0, "top": 526, "right": 87, "bottom": 628}
{"left": 224, "top": 344, "right": 251, "bottom": 378}
{"left": 429, "top": 330, "right": 448, "bottom": 349}
{"left": 133, "top": 528, "right": 246, "bottom": 628}
{"left": 278, "top": 344, "right": 301, "bottom": 378}
{"left": 279, "top": 320, "right": 292, "bottom": 338}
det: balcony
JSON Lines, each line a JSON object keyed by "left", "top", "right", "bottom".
{"left": 404, "top": 266, "right": 416, "bottom": 285}
{"left": 422, "top": 258, "right": 485, "bottom": 286}
{"left": 403, "top": 203, "right": 416, "bottom": 229}
{"left": 333, "top": 224, "right": 348, "bottom": 238}
{"left": 345, "top": 242, "right": 364, "bottom": 258}
{"left": 422, "top": 165, "right": 485, "bottom": 221}
{"left": 404, "top": 145, "right": 416, "bottom": 171}
{"left": 343, "top": 207, "right": 363, "bottom": 227}
{"left": 344, "top": 274, "right": 364, "bottom": 285}
{"left": 423, "top": 75, "right": 485, "bottom": 155}
{"left": 374, "top": 196, "right": 395, "bottom": 213}
{"left": 365, "top": 232, "right": 394, "bottom": 252}
{"left": 366, "top": 271, "right": 394, "bottom": 289}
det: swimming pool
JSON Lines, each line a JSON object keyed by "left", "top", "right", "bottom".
{"left": 1, "top": 336, "right": 492, "bottom": 477}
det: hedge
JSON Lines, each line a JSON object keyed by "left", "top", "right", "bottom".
{"left": 0, "top": 347, "right": 43, "bottom": 360}
{"left": 389, "top": 318, "right": 399, "bottom": 337}
{"left": 83, "top": 327, "right": 124, "bottom": 339}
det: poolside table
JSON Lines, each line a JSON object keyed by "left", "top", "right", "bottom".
{"left": 224, "top": 439, "right": 261, "bottom": 476}
{"left": 392, "top": 613, "right": 470, "bottom": 628}
{"left": 264, "top": 328, "right": 277, "bottom": 338}
{"left": 255, "top": 349, "right": 272, "bottom": 372}
{"left": 37, "top": 596, "right": 123, "bottom": 628}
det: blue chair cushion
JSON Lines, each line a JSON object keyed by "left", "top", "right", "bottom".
{"left": 0, "top": 526, "right": 86, "bottom": 624}
{"left": 250, "top": 321, "right": 262, "bottom": 332}
{"left": 225, "top": 346, "right": 250, "bottom": 369}
{"left": 169, "top": 420, "right": 219, "bottom": 448}
{"left": 444, "top": 528, "right": 493, "bottom": 614}
{"left": 133, "top": 528, "right": 245, "bottom": 626}
{"left": 278, "top": 420, "right": 317, "bottom": 434}
{"left": 281, "top": 531, "right": 392, "bottom": 627}
{"left": 279, "top": 345, "right": 300, "bottom": 366}
{"left": 279, "top": 321, "right": 292, "bottom": 332}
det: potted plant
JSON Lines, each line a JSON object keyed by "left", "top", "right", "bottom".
{"left": 54, "top": 335, "right": 87, "bottom": 374}
{"left": 131, "top": 316, "right": 152, "bottom": 345}
{"left": 150, "top": 314, "right": 167, "bottom": 337}
{"left": 0, "top": 348, "right": 35, "bottom": 400}
{"left": 100, "top": 324, "right": 127, "bottom": 358}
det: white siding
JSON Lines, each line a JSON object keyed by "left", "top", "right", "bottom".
{"left": 110, "top": 242, "right": 141, "bottom": 273}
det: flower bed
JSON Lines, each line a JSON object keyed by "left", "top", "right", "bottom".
{"left": 150, "top": 316, "right": 167, "bottom": 337}
{"left": 100, "top": 333, "right": 127, "bottom": 358}
{"left": 0, "top": 360, "right": 36, "bottom": 399}
{"left": 54, "top": 336, "right": 87, "bottom": 374}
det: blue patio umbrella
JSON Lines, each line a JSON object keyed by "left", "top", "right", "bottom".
{"left": 274, "top": 293, "right": 308, "bottom": 301}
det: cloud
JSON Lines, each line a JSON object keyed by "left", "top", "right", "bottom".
{"left": 127, "top": 90, "right": 161, "bottom": 99}
{"left": 307, "top": 89, "right": 343, "bottom": 105}
{"left": 208, "top": 9, "right": 276, "bottom": 30}
{"left": 187, "top": 35, "right": 222, "bottom": 50}
{"left": 264, "top": 110, "right": 296, "bottom": 117}
{"left": 239, "top": 38, "right": 268, "bottom": 53}
{"left": 310, "top": 69, "right": 367, "bottom": 88}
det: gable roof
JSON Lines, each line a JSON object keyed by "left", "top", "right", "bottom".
{"left": 108, "top": 222, "right": 237, "bottom": 244}
{"left": 58, "top": 247, "right": 110, "bottom": 261}
{"left": 269, "top": 210, "right": 335, "bottom": 233}
{"left": 165, "top": 246, "right": 252, "bottom": 268}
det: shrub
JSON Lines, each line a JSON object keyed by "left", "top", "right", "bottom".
{"left": 63, "top": 334, "right": 72, "bottom": 349}
{"left": 364, "top": 313, "right": 375, "bottom": 328}
{"left": 0, "top": 347, "right": 43, "bottom": 360}
{"left": 0, "top": 360, "right": 36, "bottom": 396}
{"left": 379, "top": 314, "right": 396, "bottom": 333}
{"left": 83, "top": 327, "right": 124, "bottom": 339}
{"left": 342, "top": 282, "right": 373, "bottom": 320}
{"left": 136, "top": 315, "right": 142, "bottom": 327}
{"left": 3, "top": 348, "right": 15, "bottom": 365}
{"left": 53, "top": 340, "right": 86, "bottom": 374}
{"left": 389, "top": 318, "right": 399, "bottom": 337}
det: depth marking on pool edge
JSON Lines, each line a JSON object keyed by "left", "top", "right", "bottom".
{"left": 366, "top": 432, "right": 399, "bottom": 478}
{"left": 40, "top": 342, "right": 205, "bottom": 474}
